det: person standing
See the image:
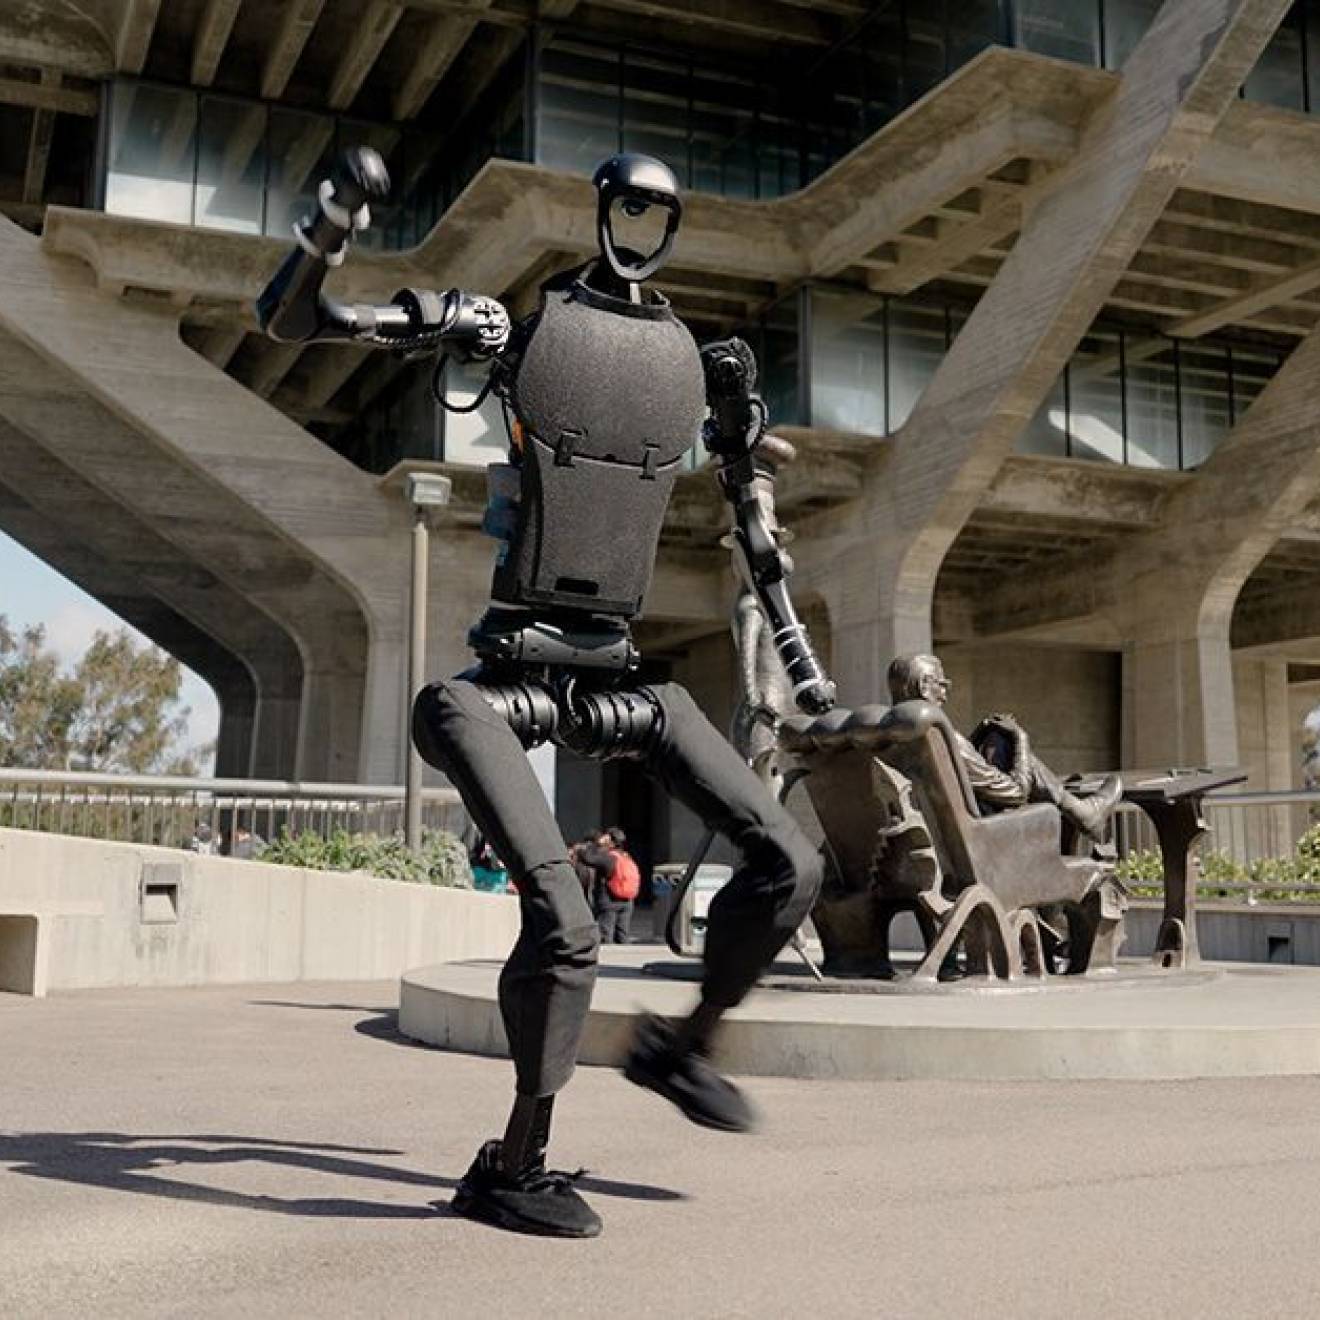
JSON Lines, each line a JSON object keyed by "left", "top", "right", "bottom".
{"left": 593, "top": 826, "right": 640, "bottom": 944}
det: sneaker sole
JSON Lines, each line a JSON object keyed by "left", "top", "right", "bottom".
{"left": 452, "top": 1186, "right": 602, "bottom": 1239}
{"left": 623, "top": 1060, "right": 755, "bottom": 1134}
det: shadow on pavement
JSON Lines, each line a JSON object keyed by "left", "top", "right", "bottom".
{"left": 0, "top": 1131, "right": 683, "bottom": 1214}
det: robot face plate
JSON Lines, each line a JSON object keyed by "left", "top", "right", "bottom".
{"left": 593, "top": 153, "right": 682, "bottom": 284}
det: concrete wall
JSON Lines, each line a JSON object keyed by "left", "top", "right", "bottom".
{"left": 0, "top": 828, "right": 519, "bottom": 996}
{"left": 1124, "top": 901, "right": 1320, "bottom": 965}
{"left": 941, "top": 642, "right": 1121, "bottom": 773}
{"left": 1234, "top": 656, "right": 1294, "bottom": 789}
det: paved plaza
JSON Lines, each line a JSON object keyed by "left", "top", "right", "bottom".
{"left": 5, "top": 971, "right": 1320, "bottom": 1318}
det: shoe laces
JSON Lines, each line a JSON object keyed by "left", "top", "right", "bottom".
{"left": 516, "top": 1164, "right": 589, "bottom": 1195}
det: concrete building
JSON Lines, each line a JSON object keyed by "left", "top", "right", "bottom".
{"left": 3, "top": 0, "right": 1320, "bottom": 873}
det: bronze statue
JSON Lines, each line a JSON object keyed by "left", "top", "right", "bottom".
{"left": 886, "top": 653, "right": 1122, "bottom": 841}
{"left": 728, "top": 433, "right": 798, "bottom": 798}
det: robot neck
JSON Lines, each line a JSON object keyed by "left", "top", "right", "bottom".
{"left": 581, "top": 258, "right": 642, "bottom": 305}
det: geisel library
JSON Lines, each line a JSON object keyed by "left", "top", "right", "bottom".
{"left": 4, "top": 0, "right": 1320, "bottom": 865}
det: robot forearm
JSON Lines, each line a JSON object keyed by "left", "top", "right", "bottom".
{"left": 701, "top": 336, "right": 835, "bottom": 716}
{"left": 256, "top": 147, "right": 510, "bottom": 360}
{"left": 728, "top": 511, "right": 835, "bottom": 716}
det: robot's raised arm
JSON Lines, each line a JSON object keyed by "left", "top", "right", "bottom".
{"left": 701, "top": 338, "right": 836, "bottom": 716}
{"left": 256, "top": 147, "right": 509, "bottom": 361}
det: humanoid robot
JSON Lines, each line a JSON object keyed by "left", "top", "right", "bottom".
{"left": 258, "top": 148, "right": 834, "bottom": 1238}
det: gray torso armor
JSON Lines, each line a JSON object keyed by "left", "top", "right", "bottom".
{"left": 471, "top": 276, "right": 705, "bottom": 671}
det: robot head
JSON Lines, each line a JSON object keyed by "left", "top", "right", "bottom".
{"left": 592, "top": 153, "right": 682, "bottom": 285}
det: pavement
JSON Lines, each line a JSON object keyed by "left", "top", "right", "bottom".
{"left": 5, "top": 971, "right": 1320, "bottom": 1318}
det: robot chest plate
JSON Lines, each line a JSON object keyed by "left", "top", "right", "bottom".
{"left": 511, "top": 288, "right": 705, "bottom": 469}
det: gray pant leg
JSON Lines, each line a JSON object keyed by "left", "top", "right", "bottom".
{"left": 638, "top": 682, "right": 823, "bottom": 1009}
{"left": 413, "top": 680, "right": 599, "bottom": 1097}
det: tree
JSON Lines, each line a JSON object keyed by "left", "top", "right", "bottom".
{"left": 0, "top": 618, "right": 82, "bottom": 768}
{"left": 0, "top": 616, "right": 207, "bottom": 773}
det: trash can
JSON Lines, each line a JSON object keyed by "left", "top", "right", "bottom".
{"left": 672, "top": 863, "right": 733, "bottom": 955}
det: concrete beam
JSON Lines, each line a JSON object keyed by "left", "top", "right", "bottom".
{"left": 0, "top": 421, "right": 306, "bottom": 778}
{"left": 0, "top": 76, "right": 98, "bottom": 117}
{"left": 1190, "top": 98, "right": 1320, "bottom": 214}
{"left": 193, "top": 324, "right": 247, "bottom": 370}
{"left": 261, "top": 0, "right": 326, "bottom": 99}
{"left": 277, "top": 346, "right": 368, "bottom": 412}
{"left": 803, "top": 52, "right": 1106, "bottom": 277}
{"left": 239, "top": 342, "right": 304, "bottom": 399}
{"left": 797, "top": 0, "right": 1293, "bottom": 709}
{"left": 328, "top": 1, "right": 404, "bottom": 111}
{"left": 0, "top": 3, "right": 112, "bottom": 78}
{"left": 1171, "top": 251, "right": 1320, "bottom": 339}
{"left": 116, "top": 0, "right": 162, "bottom": 74}
{"left": 393, "top": 5, "right": 492, "bottom": 121}
{"left": 869, "top": 162, "right": 1057, "bottom": 297}
{"left": 191, "top": 0, "right": 244, "bottom": 87}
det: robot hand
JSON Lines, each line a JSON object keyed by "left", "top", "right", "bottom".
{"left": 297, "top": 147, "right": 390, "bottom": 265}
{"left": 327, "top": 147, "right": 390, "bottom": 218}
{"left": 700, "top": 337, "right": 765, "bottom": 459}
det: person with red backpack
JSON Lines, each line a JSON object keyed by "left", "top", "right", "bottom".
{"left": 592, "top": 826, "right": 640, "bottom": 944}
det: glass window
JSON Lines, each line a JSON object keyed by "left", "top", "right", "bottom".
{"left": 1244, "top": 8, "right": 1306, "bottom": 111}
{"left": 1228, "top": 345, "right": 1283, "bottom": 424}
{"left": 265, "top": 107, "right": 334, "bottom": 239}
{"left": 1068, "top": 328, "right": 1126, "bottom": 462}
{"left": 887, "top": 299, "right": 948, "bottom": 429}
{"left": 1124, "top": 342, "right": 1180, "bottom": 468}
{"left": 808, "top": 289, "right": 887, "bottom": 435}
{"left": 758, "top": 294, "right": 804, "bottom": 428}
{"left": 946, "top": 0, "right": 1007, "bottom": 67}
{"left": 690, "top": 63, "right": 757, "bottom": 198}
{"left": 904, "top": 4, "right": 951, "bottom": 104}
{"left": 1017, "top": 371, "right": 1069, "bottom": 457}
{"left": 195, "top": 97, "right": 265, "bottom": 235}
{"left": 1102, "top": 0, "right": 1161, "bottom": 70}
{"left": 1014, "top": 0, "right": 1100, "bottom": 66}
{"left": 1178, "top": 342, "right": 1233, "bottom": 467}
{"left": 622, "top": 51, "right": 692, "bottom": 184}
{"left": 1307, "top": 0, "right": 1320, "bottom": 114}
{"left": 537, "top": 40, "right": 621, "bottom": 176}
{"left": 105, "top": 83, "right": 198, "bottom": 225}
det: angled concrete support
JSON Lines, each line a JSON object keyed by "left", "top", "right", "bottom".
{"left": 0, "top": 218, "right": 423, "bottom": 782}
{"left": 798, "top": 0, "right": 1291, "bottom": 707}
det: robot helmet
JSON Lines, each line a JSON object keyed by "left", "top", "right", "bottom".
{"left": 592, "top": 153, "right": 682, "bottom": 284}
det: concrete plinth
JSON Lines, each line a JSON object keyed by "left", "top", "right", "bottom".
{"left": 400, "top": 947, "right": 1320, "bottom": 1082}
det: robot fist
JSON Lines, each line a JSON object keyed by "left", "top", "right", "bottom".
{"left": 332, "top": 147, "right": 390, "bottom": 211}
{"left": 795, "top": 677, "right": 836, "bottom": 716}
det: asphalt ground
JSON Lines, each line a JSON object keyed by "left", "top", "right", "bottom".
{"left": 4, "top": 975, "right": 1320, "bottom": 1318}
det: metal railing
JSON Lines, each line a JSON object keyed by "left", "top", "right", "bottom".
{"left": 0, "top": 768, "right": 465, "bottom": 853}
{"left": 1116, "top": 787, "right": 1320, "bottom": 903}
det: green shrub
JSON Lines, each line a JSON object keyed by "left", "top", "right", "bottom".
{"left": 1115, "top": 823, "right": 1320, "bottom": 903}
{"left": 258, "top": 827, "right": 473, "bottom": 889}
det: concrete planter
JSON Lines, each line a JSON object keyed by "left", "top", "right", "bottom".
{"left": 0, "top": 827, "right": 519, "bottom": 995}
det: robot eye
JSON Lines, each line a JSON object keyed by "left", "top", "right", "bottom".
{"left": 621, "top": 198, "right": 649, "bottom": 218}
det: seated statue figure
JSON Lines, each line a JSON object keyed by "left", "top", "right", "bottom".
{"left": 886, "top": 653, "right": 1122, "bottom": 842}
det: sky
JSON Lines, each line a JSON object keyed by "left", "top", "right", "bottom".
{"left": 1, "top": 530, "right": 220, "bottom": 771}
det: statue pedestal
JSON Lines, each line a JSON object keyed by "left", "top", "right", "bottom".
{"left": 400, "top": 946, "right": 1320, "bottom": 1082}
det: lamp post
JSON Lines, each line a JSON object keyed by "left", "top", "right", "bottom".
{"left": 405, "top": 472, "right": 452, "bottom": 850}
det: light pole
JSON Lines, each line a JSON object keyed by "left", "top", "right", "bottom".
{"left": 405, "top": 472, "right": 451, "bottom": 850}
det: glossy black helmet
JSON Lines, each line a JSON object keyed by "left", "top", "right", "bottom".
{"left": 592, "top": 153, "right": 682, "bottom": 284}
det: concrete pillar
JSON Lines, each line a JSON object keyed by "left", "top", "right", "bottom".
{"left": 1234, "top": 656, "right": 1293, "bottom": 790}
{"left": 799, "top": 0, "right": 1291, "bottom": 706}
{"left": 1121, "top": 631, "right": 1239, "bottom": 769}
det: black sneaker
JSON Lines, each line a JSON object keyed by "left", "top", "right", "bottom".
{"left": 452, "top": 1140, "right": 602, "bottom": 1239}
{"left": 623, "top": 1014, "right": 757, "bottom": 1133}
